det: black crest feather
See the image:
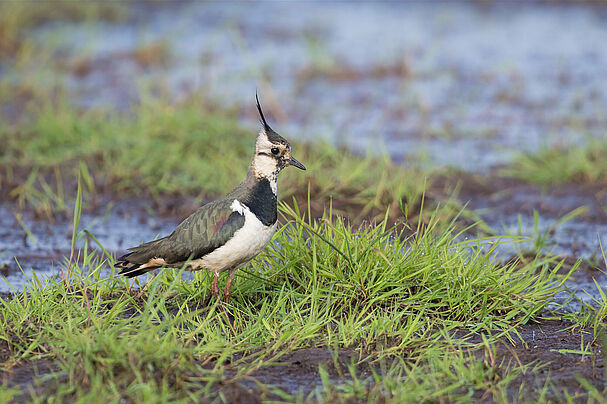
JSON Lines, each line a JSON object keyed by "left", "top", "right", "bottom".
{"left": 255, "top": 92, "right": 286, "bottom": 144}
{"left": 256, "top": 92, "right": 272, "bottom": 132}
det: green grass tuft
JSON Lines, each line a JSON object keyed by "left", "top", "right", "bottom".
{"left": 503, "top": 136, "right": 607, "bottom": 185}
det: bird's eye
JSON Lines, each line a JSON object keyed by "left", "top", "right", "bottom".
{"left": 271, "top": 147, "right": 279, "bottom": 155}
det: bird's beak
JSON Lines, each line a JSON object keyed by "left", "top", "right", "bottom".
{"left": 289, "top": 156, "right": 306, "bottom": 170}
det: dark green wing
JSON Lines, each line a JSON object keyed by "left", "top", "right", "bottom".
{"left": 119, "top": 198, "right": 245, "bottom": 266}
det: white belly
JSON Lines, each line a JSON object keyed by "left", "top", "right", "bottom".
{"left": 192, "top": 200, "right": 277, "bottom": 273}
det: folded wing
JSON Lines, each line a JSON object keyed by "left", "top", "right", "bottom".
{"left": 117, "top": 198, "right": 245, "bottom": 277}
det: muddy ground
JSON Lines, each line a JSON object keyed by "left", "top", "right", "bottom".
{"left": 213, "top": 320, "right": 605, "bottom": 401}
{"left": 0, "top": 306, "right": 603, "bottom": 402}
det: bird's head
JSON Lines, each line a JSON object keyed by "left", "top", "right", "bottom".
{"left": 252, "top": 94, "right": 306, "bottom": 179}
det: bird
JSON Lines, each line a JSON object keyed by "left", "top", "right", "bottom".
{"left": 116, "top": 94, "right": 306, "bottom": 302}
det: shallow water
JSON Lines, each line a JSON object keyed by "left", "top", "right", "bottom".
{"left": 0, "top": 202, "right": 178, "bottom": 291}
{"left": 461, "top": 182, "right": 607, "bottom": 258}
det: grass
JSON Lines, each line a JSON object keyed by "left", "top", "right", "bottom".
{"left": 0, "top": 185, "right": 580, "bottom": 402}
{"left": 502, "top": 207, "right": 588, "bottom": 258}
{"left": 0, "top": 93, "right": 449, "bottom": 225}
{"left": 503, "top": 135, "right": 607, "bottom": 185}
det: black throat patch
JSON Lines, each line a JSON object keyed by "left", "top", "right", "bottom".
{"left": 240, "top": 178, "right": 277, "bottom": 227}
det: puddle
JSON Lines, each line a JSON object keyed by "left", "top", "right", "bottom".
{"left": 0, "top": 202, "right": 178, "bottom": 292}
{"left": 460, "top": 180, "right": 607, "bottom": 258}
{"left": 458, "top": 178, "right": 607, "bottom": 310}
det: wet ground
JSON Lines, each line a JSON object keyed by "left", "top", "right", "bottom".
{"left": 454, "top": 175, "right": 607, "bottom": 311}
{"left": 224, "top": 321, "right": 605, "bottom": 401}
{"left": 0, "top": 201, "right": 178, "bottom": 291}
{"left": 2, "top": 1, "right": 607, "bottom": 400}
{"left": 0, "top": 316, "right": 602, "bottom": 402}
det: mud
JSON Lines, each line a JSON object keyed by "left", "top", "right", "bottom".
{"left": 445, "top": 174, "right": 607, "bottom": 310}
{"left": 222, "top": 347, "right": 364, "bottom": 400}
{"left": 0, "top": 320, "right": 603, "bottom": 402}
{"left": 479, "top": 320, "right": 604, "bottom": 401}
{"left": 453, "top": 175, "right": 607, "bottom": 259}
{"left": 0, "top": 357, "right": 61, "bottom": 398}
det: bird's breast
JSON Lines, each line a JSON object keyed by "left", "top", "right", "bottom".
{"left": 195, "top": 200, "right": 277, "bottom": 273}
{"left": 239, "top": 178, "right": 277, "bottom": 226}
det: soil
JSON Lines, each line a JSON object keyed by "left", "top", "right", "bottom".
{"left": 0, "top": 319, "right": 603, "bottom": 402}
{"left": 494, "top": 320, "right": 604, "bottom": 400}
{"left": 0, "top": 356, "right": 61, "bottom": 398}
{"left": 438, "top": 173, "right": 607, "bottom": 260}
{"left": 452, "top": 174, "right": 607, "bottom": 224}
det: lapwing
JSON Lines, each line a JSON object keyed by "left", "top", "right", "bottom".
{"left": 116, "top": 95, "right": 306, "bottom": 301}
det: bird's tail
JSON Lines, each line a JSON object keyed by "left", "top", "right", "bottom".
{"left": 116, "top": 260, "right": 155, "bottom": 278}
{"left": 115, "top": 238, "right": 167, "bottom": 278}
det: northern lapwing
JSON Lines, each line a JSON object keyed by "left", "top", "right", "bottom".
{"left": 116, "top": 94, "right": 306, "bottom": 301}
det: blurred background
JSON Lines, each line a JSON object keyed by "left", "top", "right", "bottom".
{"left": 2, "top": 1, "right": 606, "bottom": 167}
{"left": 1, "top": 1, "right": 607, "bottom": 290}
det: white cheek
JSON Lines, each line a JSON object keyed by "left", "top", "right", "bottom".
{"left": 256, "top": 132, "right": 274, "bottom": 149}
{"left": 254, "top": 155, "right": 278, "bottom": 177}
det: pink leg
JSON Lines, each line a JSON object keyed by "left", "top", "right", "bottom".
{"left": 211, "top": 272, "right": 220, "bottom": 300}
{"left": 223, "top": 269, "right": 238, "bottom": 302}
